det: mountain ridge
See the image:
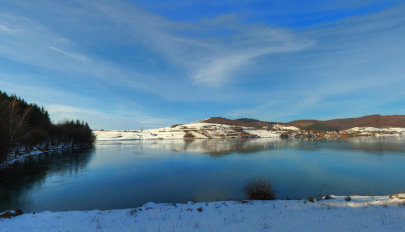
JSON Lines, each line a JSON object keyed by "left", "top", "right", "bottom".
{"left": 202, "top": 115, "right": 405, "bottom": 131}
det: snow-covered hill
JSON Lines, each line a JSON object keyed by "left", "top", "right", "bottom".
{"left": 94, "top": 122, "right": 283, "bottom": 141}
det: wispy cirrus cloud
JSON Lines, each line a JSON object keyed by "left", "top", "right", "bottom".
{"left": 0, "top": 23, "right": 15, "bottom": 34}
{"left": 82, "top": 0, "right": 311, "bottom": 86}
{"left": 0, "top": 77, "right": 175, "bottom": 129}
{"left": 0, "top": 11, "right": 150, "bottom": 89}
{"left": 220, "top": 4, "right": 405, "bottom": 121}
{"left": 49, "top": 46, "right": 90, "bottom": 62}
{"left": 0, "top": 0, "right": 310, "bottom": 95}
{"left": 0, "top": 13, "right": 80, "bottom": 67}
{"left": 0, "top": 0, "right": 404, "bottom": 128}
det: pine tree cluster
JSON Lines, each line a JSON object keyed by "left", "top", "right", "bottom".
{"left": 0, "top": 91, "right": 95, "bottom": 164}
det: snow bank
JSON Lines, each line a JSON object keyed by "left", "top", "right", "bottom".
{"left": 1, "top": 195, "right": 405, "bottom": 231}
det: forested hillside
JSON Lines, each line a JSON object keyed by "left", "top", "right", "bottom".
{"left": 0, "top": 91, "right": 95, "bottom": 165}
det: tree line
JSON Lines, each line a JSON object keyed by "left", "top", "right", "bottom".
{"left": 0, "top": 91, "right": 95, "bottom": 164}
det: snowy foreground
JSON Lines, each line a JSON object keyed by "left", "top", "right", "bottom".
{"left": 2, "top": 195, "right": 405, "bottom": 232}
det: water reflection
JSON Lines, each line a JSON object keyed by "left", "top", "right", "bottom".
{"left": 343, "top": 137, "right": 405, "bottom": 154}
{"left": 1, "top": 138, "right": 405, "bottom": 213}
{"left": 0, "top": 148, "right": 94, "bottom": 212}
{"left": 107, "top": 137, "right": 405, "bottom": 156}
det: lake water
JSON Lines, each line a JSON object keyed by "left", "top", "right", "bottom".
{"left": 1, "top": 137, "right": 405, "bottom": 213}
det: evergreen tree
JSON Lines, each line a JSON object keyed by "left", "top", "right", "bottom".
{"left": 0, "top": 90, "right": 95, "bottom": 164}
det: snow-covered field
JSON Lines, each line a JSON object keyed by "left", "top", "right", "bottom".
{"left": 272, "top": 124, "right": 300, "bottom": 131}
{"left": 345, "top": 127, "right": 405, "bottom": 133}
{"left": 95, "top": 121, "right": 405, "bottom": 142}
{"left": 343, "top": 127, "right": 405, "bottom": 136}
{"left": 1, "top": 195, "right": 405, "bottom": 232}
{"left": 94, "top": 122, "right": 283, "bottom": 141}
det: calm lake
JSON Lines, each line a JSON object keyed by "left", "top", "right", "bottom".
{"left": 1, "top": 137, "right": 405, "bottom": 213}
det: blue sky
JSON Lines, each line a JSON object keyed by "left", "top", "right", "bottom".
{"left": 1, "top": 0, "right": 404, "bottom": 129}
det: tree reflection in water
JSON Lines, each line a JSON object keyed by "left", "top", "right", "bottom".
{"left": 128, "top": 137, "right": 405, "bottom": 157}
{"left": 0, "top": 148, "right": 94, "bottom": 212}
{"left": 2, "top": 137, "right": 405, "bottom": 213}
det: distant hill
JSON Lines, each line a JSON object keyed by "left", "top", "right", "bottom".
{"left": 202, "top": 117, "right": 253, "bottom": 127}
{"left": 366, "top": 115, "right": 405, "bottom": 128}
{"left": 202, "top": 117, "right": 275, "bottom": 128}
{"left": 202, "top": 115, "right": 405, "bottom": 131}
{"left": 287, "top": 115, "right": 405, "bottom": 130}
{"left": 235, "top": 118, "right": 276, "bottom": 128}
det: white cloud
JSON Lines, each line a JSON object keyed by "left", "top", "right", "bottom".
{"left": 0, "top": 0, "right": 311, "bottom": 94}
{"left": 47, "top": 104, "right": 176, "bottom": 130}
{"left": 0, "top": 12, "right": 151, "bottom": 89}
{"left": 0, "top": 76, "right": 179, "bottom": 130}
{"left": 1, "top": 0, "right": 405, "bottom": 127}
{"left": 0, "top": 23, "right": 15, "bottom": 34}
{"left": 49, "top": 46, "right": 90, "bottom": 62}
{"left": 47, "top": 104, "right": 97, "bottom": 114}
{"left": 82, "top": 0, "right": 311, "bottom": 86}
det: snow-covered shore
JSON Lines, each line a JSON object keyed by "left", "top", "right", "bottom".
{"left": 1, "top": 195, "right": 405, "bottom": 231}
{"left": 0, "top": 144, "right": 91, "bottom": 169}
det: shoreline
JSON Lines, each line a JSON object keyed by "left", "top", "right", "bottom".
{"left": 0, "top": 144, "right": 92, "bottom": 169}
{"left": 1, "top": 194, "right": 405, "bottom": 231}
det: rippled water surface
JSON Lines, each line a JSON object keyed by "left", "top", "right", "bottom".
{"left": 1, "top": 137, "right": 405, "bottom": 212}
